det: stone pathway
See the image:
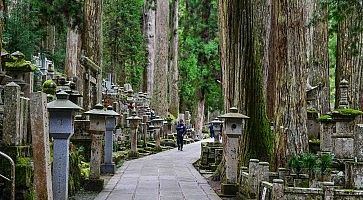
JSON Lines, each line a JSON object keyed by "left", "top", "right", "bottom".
{"left": 94, "top": 139, "right": 221, "bottom": 200}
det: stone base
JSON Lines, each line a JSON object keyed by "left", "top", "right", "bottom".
{"left": 101, "top": 163, "right": 116, "bottom": 174}
{"left": 221, "top": 183, "right": 238, "bottom": 195}
{"left": 84, "top": 178, "right": 104, "bottom": 192}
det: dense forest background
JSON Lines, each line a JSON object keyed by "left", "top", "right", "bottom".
{"left": 1, "top": 0, "right": 363, "bottom": 167}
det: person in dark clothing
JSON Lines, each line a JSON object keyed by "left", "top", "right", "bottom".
{"left": 209, "top": 123, "right": 215, "bottom": 138}
{"left": 176, "top": 119, "right": 186, "bottom": 151}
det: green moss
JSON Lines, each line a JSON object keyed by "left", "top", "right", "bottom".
{"left": 318, "top": 114, "right": 333, "bottom": 122}
{"left": 4, "top": 51, "right": 37, "bottom": 72}
{"left": 335, "top": 108, "right": 363, "bottom": 117}
{"left": 42, "top": 80, "right": 57, "bottom": 95}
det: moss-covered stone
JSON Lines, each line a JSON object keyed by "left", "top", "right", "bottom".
{"left": 42, "top": 80, "right": 57, "bottom": 95}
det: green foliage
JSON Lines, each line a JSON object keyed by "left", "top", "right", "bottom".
{"left": 288, "top": 155, "right": 304, "bottom": 175}
{"left": 4, "top": 0, "right": 45, "bottom": 59}
{"left": 179, "top": 0, "right": 222, "bottom": 114}
{"left": 318, "top": 153, "right": 333, "bottom": 176}
{"left": 302, "top": 153, "right": 318, "bottom": 175}
{"left": 103, "top": 0, "right": 145, "bottom": 90}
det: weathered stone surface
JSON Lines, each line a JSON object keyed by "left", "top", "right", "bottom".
{"left": 225, "top": 136, "right": 239, "bottom": 184}
{"left": 30, "top": 92, "right": 53, "bottom": 200}
{"left": 248, "top": 159, "right": 259, "bottom": 197}
{"left": 320, "top": 123, "right": 335, "bottom": 152}
{"left": 90, "top": 132, "right": 104, "bottom": 179}
{"left": 354, "top": 124, "right": 363, "bottom": 161}
{"left": 333, "top": 137, "right": 354, "bottom": 159}
{"left": 101, "top": 117, "right": 116, "bottom": 174}
{"left": 345, "top": 161, "right": 363, "bottom": 189}
{"left": 3, "top": 82, "right": 21, "bottom": 145}
{"left": 335, "top": 120, "right": 355, "bottom": 136}
{"left": 52, "top": 139, "right": 70, "bottom": 200}
{"left": 272, "top": 179, "right": 284, "bottom": 200}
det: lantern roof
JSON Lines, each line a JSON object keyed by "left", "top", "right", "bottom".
{"left": 126, "top": 109, "right": 141, "bottom": 121}
{"left": 47, "top": 90, "right": 83, "bottom": 111}
{"left": 84, "top": 104, "right": 109, "bottom": 116}
{"left": 219, "top": 107, "right": 249, "bottom": 119}
{"left": 210, "top": 118, "right": 223, "bottom": 124}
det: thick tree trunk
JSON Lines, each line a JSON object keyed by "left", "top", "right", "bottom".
{"left": 305, "top": 0, "right": 330, "bottom": 114}
{"left": 83, "top": 0, "right": 103, "bottom": 107}
{"left": 271, "top": 0, "right": 309, "bottom": 167}
{"left": 0, "top": 0, "right": 3, "bottom": 69}
{"left": 195, "top": 90, "right": 205, "bottom": 139}
{"left": 65, "top": 26, "right": 82, "bottom": 78}
{"left": 335, "top": 9, "right": 363, "bottom": 111}
{"left": 151, "top": 0, "right": 169, "bottom": 117}
{"left": 218, "top": 0, "right": 246, "bottom": 113}
{"left": 143, "top": 0, "right": 156, "bottom": 95}
{"left": 168, "top": 0, "right": 179, "bottom": 117}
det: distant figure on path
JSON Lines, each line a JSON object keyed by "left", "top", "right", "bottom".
{"left": 176, "top": 119, "right": 186, "bottom": 151}
{"left": 209, "top": 123, "right": 214, "bottom": 138}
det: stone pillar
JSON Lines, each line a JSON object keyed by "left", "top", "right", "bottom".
{"left": 272, "top": 179, "right": 284, "bottom": 200}
{"left": 30, "top": 92, "right": 53, "bottom": 200}
{"left": 258, "top": 162, "right": 269, "bottom": 181}
{"left": 3, "top": 82, "right": 21, "bottom": 145}
{"left": 278, "top": 168, "right": 289, "bottom": 180}
{"left": 322, "top": 182, "right": 334, "bottom": 200}
{"left": 130, "top": 122, "right": 138, "bottom": 154}
{"left": 248, "top": 159, "right": 260, "bottom": 198}
{"left": 155, "top": 128, "right": 161, "bottom": 149}
{"left": 320, "top": 122, "right": 335, "bottom": 152}
{"left": 354, "top": 124, "right": 363, "bottom": 161}
{"left": 52, "top": 139, "right": 70, "bottom": 200}
{"left": 90, "top": 132, "right": 103, "bottom": 179}
{"left": 101, "top": 117, "right": 116, "bottom": 174}
{"left": 142, "top": 115, "right": 148, "bottom": 146}
{"left": 225, "top": 134, "right": 240, "bottom": 183}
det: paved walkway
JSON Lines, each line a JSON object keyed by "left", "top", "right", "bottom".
{"left": 94, "top": 139, "right": 221, "bottom": 200}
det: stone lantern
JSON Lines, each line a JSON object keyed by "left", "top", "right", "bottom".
{"left": 126, "top": 109, "right": 142, "bottom": 157}
{"left": 152, "top": 116, "right": 164, "bottom": 151}
{"left": 84, "top": 104, "right": 109, "bottom": 191}
{"left": 101, "top": 106, "right": 119, "bottom": 174}
{"left": 210, "top": 118, "right": 223, "bottom": 143}
{"left": 47, "top": 91, "right": 82, "bottom": 200}
{"left": 219, "top": 107, "right": 249, "bottom": 195}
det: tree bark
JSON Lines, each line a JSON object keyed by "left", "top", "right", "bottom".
{"left": 195, "top": 90, "right": 205, "bottom": 139}
{"left": 270, "top": 0, "right": 309, "bottom": 167}
{"left": 83, "top": 0, "right": 103, "bottom": 108}
{"left": 218, "top": 0, "right": 246, "bottom": 113}
{"left": 335, "top": 6, "right": 363, "bottom": 111}
{"left": 305, "top": 0, "right": 330, "bottom": 114}
{"left": 0, "top": 0, "right": 4, "bottom": 70}
{"left": 151, "top": 0, "right": 169, "bottom": 117}
{"left": 143, "top": 0, "right": 156, "bottom": 95}
{"left": 168, "top": 0, "right": 180, "bottom": 117}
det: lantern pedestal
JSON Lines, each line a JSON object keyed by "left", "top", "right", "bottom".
{"left": 85, "top": 131, "right": 104, "bottom": 191}
{"left": 101, "top": 115, "right": 117, "bottom": 174}
{"left": 101, "top": 127, "right": 116, "bottom": 173}
{"left": 219, "top": 107, "right": 249, "bottom": 196}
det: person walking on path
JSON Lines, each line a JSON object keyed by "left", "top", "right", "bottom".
{"left": 176, "top": 119, "right": 186, "bottom": 151}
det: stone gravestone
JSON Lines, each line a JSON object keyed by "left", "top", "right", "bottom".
{"left": 3, "top": 82, "right": 21, "bottom": 145}
{"left": 30, "top": 92, "right": 53, "bottom": 200}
